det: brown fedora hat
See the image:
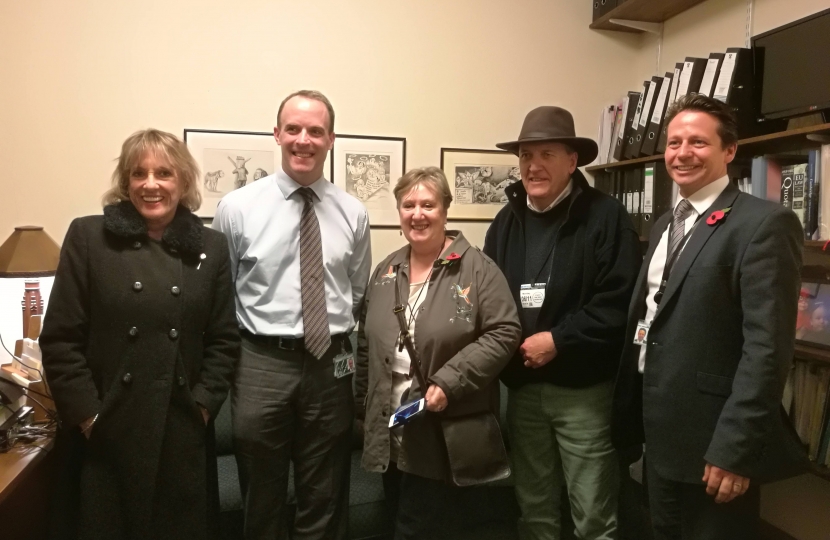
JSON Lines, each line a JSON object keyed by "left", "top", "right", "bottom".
{"left": 496, "top": 106, "right": 598, "bottom": 166}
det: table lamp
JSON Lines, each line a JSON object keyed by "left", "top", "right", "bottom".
{"left": 0, "top": 226, "right": 60, "bottom": 339}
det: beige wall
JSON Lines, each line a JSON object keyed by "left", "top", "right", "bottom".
{"left": 632, "top": 1, "right": 830, "bottom": 539}
{"left": 3, "top": 0, "right": 828, "bottom": 536}
{"left": 0, "top": 0, "right": 645, "bottom": 266}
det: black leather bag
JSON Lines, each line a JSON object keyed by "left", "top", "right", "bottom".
{"left": 394, "top": 272, "right": 510, "bottom": 487}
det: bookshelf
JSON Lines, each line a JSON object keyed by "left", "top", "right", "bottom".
{"left": 586, "top": 122, "right": 830, "bottom": 173}
{"left": 590, "top": 0, "right": 709, "bottom": 33}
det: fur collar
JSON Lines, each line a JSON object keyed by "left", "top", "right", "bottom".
{"left": 103, "top": 201, "right": 204, "bottom": 256}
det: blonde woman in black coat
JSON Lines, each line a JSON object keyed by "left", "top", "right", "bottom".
{"left": 40, "top": 129, "right": 240, "bottom": 540}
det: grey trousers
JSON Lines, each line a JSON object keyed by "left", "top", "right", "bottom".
{"left": 232, "top": 335, "right": 353, "bottom": 540}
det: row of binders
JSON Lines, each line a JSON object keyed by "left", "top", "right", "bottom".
{"left": 786, "top": 361, "right": 830, "bottom": 468}
{"left": 596, "top": 48, "right": 754, "bottom": 165}
{"left": 593, "top": 161, "right": 675, "bottom": 238}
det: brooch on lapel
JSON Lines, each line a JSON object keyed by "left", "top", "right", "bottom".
{"left": 197, "top": 253, "right": 206, "bottom": 270}
{"left": 376, "top": 265, "right": 397, "bottom": 286}
{"left": 435, "top": 252, "right": 461, "bottom": 268}
{"left": 706, "top": 207, "right": 732, "bottom": 226}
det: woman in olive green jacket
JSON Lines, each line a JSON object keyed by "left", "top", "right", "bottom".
{"left": 355, "top": 167, "right": 521, "bottom": 539}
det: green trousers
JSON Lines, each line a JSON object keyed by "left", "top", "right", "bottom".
{"left": 508, "top": 381, "right": 619, "bottom": 540}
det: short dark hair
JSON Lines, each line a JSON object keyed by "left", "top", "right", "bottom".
{"left": 663, "top": 94, "right": 738, "bottom": 148}
{"left": 276, "top": 90, "right": 335, "bottom": 132}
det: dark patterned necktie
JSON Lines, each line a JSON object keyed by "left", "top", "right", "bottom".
{"left": 298, "top": 188, "right": 330, "bottom": 358}
{"left": 666, "top": 199, "right": 695, "bottom": 269}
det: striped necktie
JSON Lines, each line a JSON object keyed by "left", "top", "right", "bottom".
{"left": 298, "top": 187, "right": 330, "bottom": 359}
{"left": 666, "top": 199, "right": 695, "bottom": 269}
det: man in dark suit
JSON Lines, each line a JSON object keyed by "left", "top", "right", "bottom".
{"left": 612, "top": 94, "right": 809, "bottom": 540}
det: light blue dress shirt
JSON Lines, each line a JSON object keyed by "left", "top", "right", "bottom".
{"left": 213, "top": 169, "right": 372, "bottom": 337}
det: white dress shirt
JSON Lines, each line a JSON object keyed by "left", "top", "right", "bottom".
{"left": 527, "top": 179, "right": 573, "bottom": 213}
{"left": 639, "top": 175, "right": 730, "bottom": 373}
{"left": 213, "top": 169, "right": 372, "bottom": 337}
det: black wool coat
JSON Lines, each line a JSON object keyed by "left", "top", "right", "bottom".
{"left": 40, "top": 202, "right": 240, "bottom": 540}
{"left": 483, "top": 170, "right": 642, "bottom": 389}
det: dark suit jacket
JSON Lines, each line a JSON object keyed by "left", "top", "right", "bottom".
{"left": 612, "top": 183, "right": 810, "bottom": 484}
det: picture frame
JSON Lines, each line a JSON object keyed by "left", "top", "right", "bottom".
{"left": 183, "top": 129, "right": 330, "bottom": 218}
{"left": 440, "top": 148, "right": 520, "bottom": 221}
{"left": 330, "top": 134, "right": 406, "bottom": 226}
{"left": 796, "top": 281, "right": 830, "bottom": 349}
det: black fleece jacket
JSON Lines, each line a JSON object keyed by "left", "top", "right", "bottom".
{"left": 483, "top": 170, "right": 642, "bottom": 389}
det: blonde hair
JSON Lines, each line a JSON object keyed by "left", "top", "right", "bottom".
{"left": 102, "top": 129, "right": 202, "bottom": 211}
{"left": 393, "top": 167, "right": 453, "bottom": 210}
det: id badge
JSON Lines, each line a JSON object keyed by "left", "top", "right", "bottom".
{"left": 333, "top": 350, "right": 356, "bottom": 378}
{"left": 633, "top": 320, "right": 650, "bottom": 346}
{"left": 520, "top": 283, "right": 546, "bottom": 309}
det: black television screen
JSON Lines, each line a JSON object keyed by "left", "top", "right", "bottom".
{"left": 752, "top": 8, "right": 830, "bottom": 120}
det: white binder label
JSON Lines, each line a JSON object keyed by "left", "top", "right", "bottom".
{"left": 631, "top": 89, "right": 646, "bottom": 128}
{"left": 650, "top": 77, "right": 672, "bottom": 124}
{"left": 669, "top": 67, "right": 681, "bottom": 104}
{"left": 640, "top": 81, "right": 657, "bottom": 128}
{"left": 698, "top": 58, "right": 721, "bottom": 97}
{"left": 713, "top": 52, "right": 737, "bottom": 103}
{"left": 676, "top": 61, "right": 694, "bottom": 100}
{"left": 643, "top": 167, "right": 654, "bottom": 214}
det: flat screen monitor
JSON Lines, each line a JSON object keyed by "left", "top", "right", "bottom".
{"left": 752, "top": 8, "right": 830, "bottom": 120}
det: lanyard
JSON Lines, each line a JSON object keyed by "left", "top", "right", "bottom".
{"left": 653, "top": 215, "right": 700, "bottom": 305}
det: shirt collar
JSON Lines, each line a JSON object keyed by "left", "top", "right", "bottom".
{"left": 675, "top": 175, "right": 729, "bottom": 216}
{"left": 527, "top": 178, "right": 573, "bottom": 213}
{"left": 275, "top": 168, "right": 329, "bottom": 201}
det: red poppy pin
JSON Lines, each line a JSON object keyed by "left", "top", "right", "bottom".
{"left": 706, "top": 207, "right": 732, "bottom": 226}
{"left": 439, "top": 252, "right": 462, "bottom": 266}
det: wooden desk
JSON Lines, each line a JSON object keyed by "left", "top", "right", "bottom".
{"left": 0, "top": 438, "right": 53, "bottom": 504}
{"left": 0, "top": 437, "right": 56, "bottom": 540}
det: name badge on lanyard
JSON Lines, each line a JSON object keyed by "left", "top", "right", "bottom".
{"left": 520, "top": 283, "right": 546, "bottom": 309}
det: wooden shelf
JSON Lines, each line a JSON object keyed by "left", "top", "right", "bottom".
{"left": 586, "top": 122, "right": 830, "bottom": 173}
{"left": 590, "top": 0, "right": 708, "bottom": 32}
{"left": 793, "top": 343, "right": 830, "bottom": 365}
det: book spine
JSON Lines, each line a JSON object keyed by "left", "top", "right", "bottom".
{"left": 781, "top": 164, "right": 794, "bottom": 210}
{"left": 792, "top": 163, "right": 807, "bottom": 225}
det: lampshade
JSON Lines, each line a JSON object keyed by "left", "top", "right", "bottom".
{"left": 0, "top": 226, "right": 61, "bottom": 277}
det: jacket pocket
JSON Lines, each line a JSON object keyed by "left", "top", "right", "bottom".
{"left": 696, "top": 371, "right": 733, "bottom": 398}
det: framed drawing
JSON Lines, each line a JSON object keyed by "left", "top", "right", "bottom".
{"left": 184, "top": 129, "right": 282, "bottom": 217}
{"left": 796, "top": 281, "right": 830, "bottom": 349}
{"left": 440, "top": 148, "right": 520, "bottom": 221}
{"left": 330, "top": 134, "right": 406, "bottom": 226}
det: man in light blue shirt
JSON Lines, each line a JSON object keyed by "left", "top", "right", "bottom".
{"left": 214, "top": 90, "right": 371, "bottom": 540}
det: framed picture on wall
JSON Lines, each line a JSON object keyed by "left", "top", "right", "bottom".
{"left": 184, "top": 129, "right": 291, "bottom": 218}
{"left": 440, "top": 148, "right": 520, "bottom": 221}
{"left": 330, "top": 134, "right": 406, "bottom": 227}
{"left": 797, "top": 281, "right": 830, "bottom": 349}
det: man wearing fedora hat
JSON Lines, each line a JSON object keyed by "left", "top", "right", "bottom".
{"left": 484, "top": 106, "right": 641, "bottom": 539}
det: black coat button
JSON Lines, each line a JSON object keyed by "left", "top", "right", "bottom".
{"left": 383, "top": 407, "right": 389, "bottom": 416}
{"left": 177, "top": 376, "right": 186, "bottom": 387}
{"left": 169, "top": 329, "right": 179, "bottom": 340}
{"left": 122, "top": 373, "right": 132, "bottom": 385}
{"left": 132, "top": 241, "right": 141, "bottom": 249}
{"left": 128, "top": 326, "right": 138, "bottom": 337}
{"left": 171, "top": 286, "right": 180, "bottom": 296}
{"left": 133, "top": 282, "right": 143, "bottom": 292}
{"left": 384, "top": 357, "right": 389, "bottom": 364}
